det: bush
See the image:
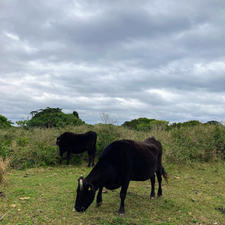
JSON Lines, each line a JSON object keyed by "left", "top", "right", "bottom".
{"left": 213, "top": 125, "right": 225, "bottom": 159}
{"left": 0, "top": 133, "right": 14, "bottom": 160}
{"left": 164, "top": 124, "right": 225, "bottom": 163}
{"left": 10, "top": 145, "right": 59, "bottom": 169}
{"left": 95, "top": 124, "right": 122, "bottom": 157}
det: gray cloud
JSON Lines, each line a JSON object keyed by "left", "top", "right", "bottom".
{"left": 0, "top": 0, "right": 224, "bottom": 125}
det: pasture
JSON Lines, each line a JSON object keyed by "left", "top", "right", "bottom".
{"left": 0, "top": 124, "right": 225, "bottom": 224}
{"left": 0, "top": 163, "right": 225, "bottom": 225}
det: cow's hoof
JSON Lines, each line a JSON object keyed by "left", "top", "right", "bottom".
{"left": 96, "top": 202, "right": 102, "bottom": 207}
{"left": 118, "top": 210, "right": 125, "bottom": 215}
{"left": 150, "top": 196, "right": 155, "bottom": 200}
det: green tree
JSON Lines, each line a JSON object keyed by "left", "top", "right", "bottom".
{"left": 19, "top": 107, "right": 84, "bottom": 128}
{"left": 205, "top": 120, "right": 220, "bottom": 125}
{"left": 123, "top": 117, "right": 169, "bottom": 131}
{"left": 170, "top": 120, "right": 202, "bottom": 129}
{"left": 0, "top": 115, "right": 12, "bottom": 128}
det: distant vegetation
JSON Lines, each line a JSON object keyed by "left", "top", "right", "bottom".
{"left": 0, "top": 115, "right": 12, "bottom": 128}
{"left": 1, "top": 108, "right": 223, "bottom": 129}
{"left": 122, "top": 118, "right": 169, "bottom": 131}
{"left": 122, "top": 118, "right": 222, "bottom": 131}
{"left": 0, "top": 108, "right": 224, "bottom": 169}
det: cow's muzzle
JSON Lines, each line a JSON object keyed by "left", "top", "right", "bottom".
{"left": 74, "top": 206, "right": 86, "bottom": 212}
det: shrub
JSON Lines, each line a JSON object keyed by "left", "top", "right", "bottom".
{"left": 164, "top": 124, "right": 225, "bottom": 163}
{"left": 213, "top": 125, "right": 225, "bottom": 159}
{"left": 0, "top": 133, "right": 14, "bottom": 160}
{"left": 10, "top": 141, "right": 59, "bottom": 169}
{"left": 95, "top": 124, "right": 121, "bottom": 157}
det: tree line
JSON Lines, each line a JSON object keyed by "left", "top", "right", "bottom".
{"left": 0, "top": 107, "right": 223, "bottom": 129}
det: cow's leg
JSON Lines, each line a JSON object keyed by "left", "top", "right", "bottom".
{"left": 156, "top": 170, "right": 162, "bottom": 197}
{"left": 66, "top": 151, "right": 71, "bottom": 165}
{"left": 96, "top": 186, "right": 103, "bottom": 207}
{"left": 87, "top": 152, "right": 91, "bottom": 167}
{"left": 91, "top": 153, "right": 95, "bottom": 167}
{"left": 91, "top": 155, "right": 95, "bottom": 167}
{"left": 92, "top": 147, "right": 96, "bottom": 166}
{"left": 59, "top": 150, "right": 63, "bottom": 164}
{"left": 87, "top": 149, "right": 95, "bottom": 167}
{"left": 150, "top": 174, "right": 155, "bottom": 199}
{"left": 118, "top": 181, "right": 129, "bottom": 215}
{"left": 59, "top": 156, "right": 62, "bottom": 164}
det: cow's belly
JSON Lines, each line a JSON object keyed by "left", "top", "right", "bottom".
{"left": 103, "top": 166, "right": 122, "bottom": 190}
{"left": 131, "top": 171, "right": 154, "bottom": 181}
{"left": 104, "top": 183, "right": 121, "bottom": 190}
{"left": 131, "top": 162, "right": 156, "bottom": 181}
{"left": 71, "top": 147, "right": 86, "bottom": 154}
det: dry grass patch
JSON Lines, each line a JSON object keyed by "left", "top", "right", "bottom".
{"left": 0, "top": 157, "right": 10, "bottom": 184}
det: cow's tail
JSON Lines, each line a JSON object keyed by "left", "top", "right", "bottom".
{"left": 162, "top": 166, "right": 168, "bottom": 184}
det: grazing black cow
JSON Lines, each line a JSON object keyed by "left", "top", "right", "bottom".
{"left": 74, "top": 137, "right": 168, "bottom": 214}
{"left": 56, "top": 131, "right": 97, "bottom": 167}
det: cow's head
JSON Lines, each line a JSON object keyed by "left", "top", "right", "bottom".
{"left": 56, "top": 136, "right": 61, "bottom": 146}
{"left": 56, "top": 136, "right": 65, "bottom": 157}
{"left": 74, "top": 176, "right": 96, "bottom": 212}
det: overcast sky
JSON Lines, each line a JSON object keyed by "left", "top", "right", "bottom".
{"left": 0, "top": 0, "right": 225, "bottom": 125}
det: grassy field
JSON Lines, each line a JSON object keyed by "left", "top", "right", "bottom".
{"left": 0, "top": 162, "right": 225, "bottom": 225}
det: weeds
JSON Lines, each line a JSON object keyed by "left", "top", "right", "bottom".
{"left": 0, "top": 124, "right": 225, "bottom": 169}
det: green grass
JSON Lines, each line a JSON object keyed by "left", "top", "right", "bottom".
{"left": 1, "top": 162, "right": 225, "bottom": 225}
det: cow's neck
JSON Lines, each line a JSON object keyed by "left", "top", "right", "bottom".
{"left": 85, "top": 161, "right": 105, "bottom": 190}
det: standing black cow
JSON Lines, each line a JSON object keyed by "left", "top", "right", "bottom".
{"left": 56, "top": 131, "right": 97, "bottom": 167}
{"left": 74, "top": 137, "right": 168, "bottom": 214}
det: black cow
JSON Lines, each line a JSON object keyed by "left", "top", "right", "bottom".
{"left": 56, "top": 131, "right": 97, "bottom": 167}
{"left": 74, "top": 137, "right": 168, "bottom": 214}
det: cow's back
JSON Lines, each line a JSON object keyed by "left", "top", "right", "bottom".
{"left": 58, "top": 131, "right": 97, "bottom": 153}
{"left": 59, "top": 132, "right": 77, "bottom": 146}
{"left": 83, "top": 131, "right": 97, "bottom": 145}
